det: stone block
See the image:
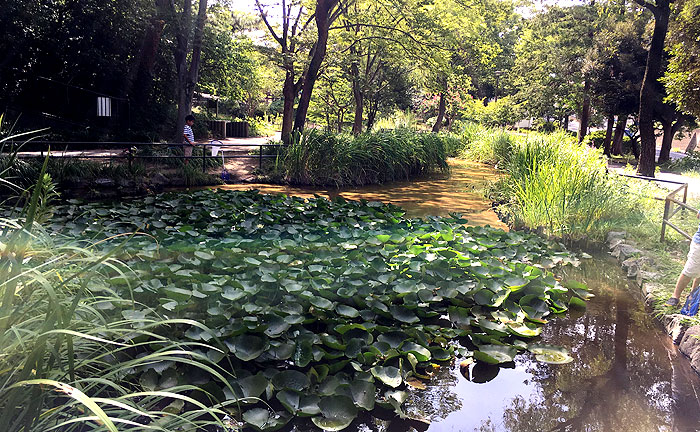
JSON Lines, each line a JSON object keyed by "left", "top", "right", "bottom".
{"left": 611, "top": 243, "right": 641, "bottom": 261}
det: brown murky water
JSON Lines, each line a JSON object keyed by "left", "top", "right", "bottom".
{"left": 215, "top": 159, "right": 507, "bottom": 230}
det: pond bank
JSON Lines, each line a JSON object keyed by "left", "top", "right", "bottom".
{"left": 603, "top": 229, "right": 700, "bottom": 380}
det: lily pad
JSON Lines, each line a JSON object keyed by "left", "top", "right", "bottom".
{"left": 370, "top": 366, "right": 402, "bottom": 388}
{"left": 528, "top": 345, "right": 574, "bottom": 364}
{"left": 272, "top": 370, "right": 310, "bottom": 391}
{"left": 311, "top": 395, "right": 359, "bottom": 431}
{"left": 473, "top": 344, "right": 517, "bottom": 364}
{"left": 230, "top": 335, "right": 267, "bottom": 361}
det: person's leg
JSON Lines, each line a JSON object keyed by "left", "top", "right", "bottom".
{"left": 672, "top": 273, "right": 692, "bottom": 300}
{"left": 184, "top": 145, "right": 193, "bottom": 165}
{"left": 668, "top": 242, "right": 700, "bottom": 306}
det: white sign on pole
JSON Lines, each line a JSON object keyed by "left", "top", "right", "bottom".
{"left": 97, "top": 97, "right": 112, "bottom": 117}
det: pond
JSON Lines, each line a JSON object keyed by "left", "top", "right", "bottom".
{"left": 398, "top": 255, "right": 700, "bottom": 432}
{"left": 10, "top": 159, "right": 700, "bottom": 431}
{"left": 209, "top": 161, "right": 700, "bottom": 431}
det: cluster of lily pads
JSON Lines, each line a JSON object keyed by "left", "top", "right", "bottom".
{"left": 45, "top": 189, "right": 589, "bottom": 430}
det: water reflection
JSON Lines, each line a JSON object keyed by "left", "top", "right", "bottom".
{"left": 400, "top": 256, "right": 700, "bottom": 432}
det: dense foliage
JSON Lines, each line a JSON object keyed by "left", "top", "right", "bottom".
{"left": 1, "top": 188, "right": 588, "bottom": 430}
{"left": 664, "top": 0, "right": 700, "bottom": 118}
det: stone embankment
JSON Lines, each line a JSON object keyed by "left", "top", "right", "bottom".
{"left": 606, "top": 231, "right": 700, "bottom": 374}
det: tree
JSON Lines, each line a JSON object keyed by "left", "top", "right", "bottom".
{"left": 663, "top": 0, "right": 700, "bottom": 117}
{"left": 584, "top": 17, "right": 647, "bottom": 155}
{"left": 198, "top": 7, "right": 264, "bottom": 116}
{"left": 513, "top": 5, "right": 598, "bottom": 134}
{"left": 171, "top": 0, "right": 209, "bottom": 143}
{"left": 633, "top": 0, "right": 673, "bottom": 176}
{"left": 256, "top": 0, "right": 350, "bottom": 143}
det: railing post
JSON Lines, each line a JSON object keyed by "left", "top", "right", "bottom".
{"left": 684, "top": 183, "right": 688, "bottom": 204}
{"left": 661, "top": 196, "right": 671, "bottom": 242}
{"left": 259, "top": 145, "right": 262, "bottom": 170}
{"left": 202, "top": 144, "right": 206, "bottom": 173}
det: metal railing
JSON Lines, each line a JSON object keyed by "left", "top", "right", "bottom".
{"left": 4, "top": 140, "right": 285, "bottom": 172}
{"left": 618, "top": 173, "right": 697, "bottom": 242}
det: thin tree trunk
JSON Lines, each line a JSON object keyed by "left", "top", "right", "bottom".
{"left": 635, "top": 0, "right": 671, "bottom": 177}
{"left": 350, "top": 45, "right": 363, "bottom": 136}
{"left": 184, "top": 0, "right": 208, "bottom": 116}
{"left": 578, "top": 80, "right": 591, "bottom": 143}
{"left": 612, "top": 114, "right": 628, "bottom": 156}
{"left": 658, "top": 117, "right": 683, "bottom": 164}
{"left": 432, "top": 93, "right": 446, "bottom": 133}
{"left": 366, "top": 100, "right": 378, "bottom": 131}
{"left": 603, "top": 113, "right": 615, "bottom": 156}
{"left": 173, "top": 0, "right": 207, "bottom": 143}
{"left": 351, "top": 69, "right": 363, "bottom": 135}
{"left": 293, "top": 0, "right": 340, "bottom": 133}
{"left": 281, "top": 69, "right": 296, "bottom": 144}
{"left": 124, "top": 0, "right": 169, "bottom": 102}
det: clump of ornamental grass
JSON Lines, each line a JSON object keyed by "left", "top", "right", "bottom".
{"left": 278, "top": 129, "right": 449, "bottom": 187}
{"left": 457, "top": 123, "right": 514, "bottom": 163}
{"left": 485, "top": 130, "right": 647, "bottom": 240}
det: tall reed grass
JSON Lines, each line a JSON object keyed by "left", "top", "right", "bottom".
{"left": 0, "top": 160, "right": 237, "bottom": 431}
{"left": 278, "top": 129, "right": 449, "bottom": 186}
{"left": 461, "top": 126, "right": 646, "bottom": 239}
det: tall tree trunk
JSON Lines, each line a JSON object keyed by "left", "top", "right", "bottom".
{"left": 350, "top": 45, "right": 363, "bottom": 136}
{"left": 123, "top": 0, "right": 169, "bottom": 103}
{"left": 578, "top": 80, "right": 591, "bottom": 143}
{"left": 173, "top": 0, "right": 192, "bottom": 143}
{"left": 612, "top": 114, "right": 628, "bottom": 156}
{"left": 658, "top": 116, "right": 683, "bottom": 164}
{"left": 293, "top": 0, "right": 340, "bottom": 133}
{"left": 281, "top": 69, "right": 296, "bottom": 144}
{"left": 635, "top": 0, "right": 671, "bottom": 177}
{"left": 184, "top": 0, "right": 208, "bottom": 114}
{"left": 432, "top": 93, "right": 446, "bottom": 133}
{"left": 351, "top": 65, "right": 363, "bottom": 135}
{"left": 602, "top": 113, "right": 615, "bottom": 156}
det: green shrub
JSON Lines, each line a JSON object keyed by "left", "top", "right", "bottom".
{"left": 457, "top": 123, "right": 515, "bottom": 163}
{"left": 277, "top": 129, "right": 448, "bottom": 186}
{"left": 371, "top": 110, "right": 419, "bottom": 131}
{"left": 582, "top": 130, "right": 635, "bottom": 154}
{"left": 663, "top": 150, "right": 700, "bottom": 172}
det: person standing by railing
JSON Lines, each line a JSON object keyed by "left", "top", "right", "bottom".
{"left": 183, "top": 114, "right": 196, "bottom": 165}
{"left": 666, "top": 212, "right": 700, "bottom": 308}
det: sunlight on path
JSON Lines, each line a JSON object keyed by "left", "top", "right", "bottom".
{"left": 215, "top": 159, "right": 508, "bottom": 230}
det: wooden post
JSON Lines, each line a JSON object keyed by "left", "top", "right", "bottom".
{"left": 661, "top": 197, "right": 671, "bottom": 242}
{"left": 202, "top": 145, "right": 206, "bottom": 173}
{"left": 259, "top": 145, "right": 263, "bottom": 170}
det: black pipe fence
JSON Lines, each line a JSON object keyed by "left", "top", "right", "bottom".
{"left": 3, "top": 140, "right": 285, "bottom": 172}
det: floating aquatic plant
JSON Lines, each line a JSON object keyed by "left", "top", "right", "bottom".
{"left": 12, "top": 189, "right": 589, "bottom": 430}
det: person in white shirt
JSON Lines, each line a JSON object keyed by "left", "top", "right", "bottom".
{"left": 183, "top": 114, "right": 196, "bottom": 164}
